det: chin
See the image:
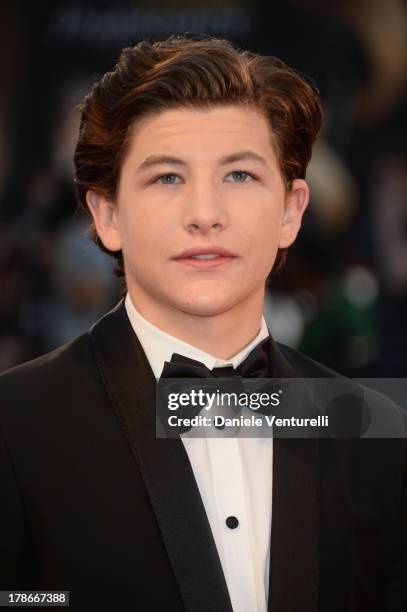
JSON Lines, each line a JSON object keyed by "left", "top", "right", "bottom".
{"left": 175, "top": 292, "right": 238, "bottom": 317}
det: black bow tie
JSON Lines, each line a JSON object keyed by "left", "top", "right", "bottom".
{"left": 157, "top": 338, "right": 274, "bottom": 436}
{"left": 160, "top": 337, "right": 271, "bottom": 380}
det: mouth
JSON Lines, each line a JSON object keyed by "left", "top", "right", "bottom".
{"left": 173, "top": 247, "right": 238, "bottom": 269}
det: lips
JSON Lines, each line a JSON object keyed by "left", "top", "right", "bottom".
{"left": 173, "top": 246, "right": 237, "bottom": 268}
{"left": 175, "top": 246, "right": 236, "bottom": 258}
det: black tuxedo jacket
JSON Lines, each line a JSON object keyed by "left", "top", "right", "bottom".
{"left": 0, "top": 301, "right": 406, "bottom": 612}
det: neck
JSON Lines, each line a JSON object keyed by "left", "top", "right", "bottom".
{"left": 127, "top": 288, "right": 265, "bottom": 360}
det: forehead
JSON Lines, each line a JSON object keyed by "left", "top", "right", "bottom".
{"left": 125, "top": 105, "right": 278, "bottom": 164}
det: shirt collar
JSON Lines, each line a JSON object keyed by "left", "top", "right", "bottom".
{"left": 124, "top": 293, "right": 270, "bottom": 379}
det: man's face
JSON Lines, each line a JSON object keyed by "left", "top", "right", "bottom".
{"left": 87, "top": 105, "right": 308, "bottom": 321}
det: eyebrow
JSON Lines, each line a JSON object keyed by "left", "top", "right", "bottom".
{"left": 137, "top": 150, "right": 268, "bottom": 172}
{"left": 219, "top": 151, "right": 268, "bottom": 166}
{"left": 137, "top": 155, "right": 187, "bottom": 171}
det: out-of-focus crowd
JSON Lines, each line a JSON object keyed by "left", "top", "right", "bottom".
{"left": 1, "top": 0, "right": 406, "bottom": 376}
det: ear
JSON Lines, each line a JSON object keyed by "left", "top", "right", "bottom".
{"left": 278, "top": 179, "right": 310, "bottom": 248}
{"left": 86, "top": 190, "right": 122, "bottom": 251}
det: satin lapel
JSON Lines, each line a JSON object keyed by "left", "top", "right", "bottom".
{"left": 89, "top": 301, "right": 233, "bottom": 612}
{"left": 268, "top": 337, "right": 320, "bottom": 612}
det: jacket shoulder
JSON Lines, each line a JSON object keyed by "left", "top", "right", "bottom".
{"left": 275, "top": 341, "right": 344, "bottom": 378}
{"left": 276, "top": 341, "right": 407, "bottom": 437}
{"left": 0, "top": 333, "right": 98, "bottom": 419}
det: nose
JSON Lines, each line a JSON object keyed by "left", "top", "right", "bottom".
{"left": 182, "top": 180, "right": 227, "bottom": 235}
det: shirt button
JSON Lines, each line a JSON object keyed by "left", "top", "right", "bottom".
{"left": 226, "top": 516, "right": 239, "bottom": 529}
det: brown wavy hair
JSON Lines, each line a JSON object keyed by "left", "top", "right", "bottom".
{"left": 74, "top": 35, "right": 322, "bottom": 279}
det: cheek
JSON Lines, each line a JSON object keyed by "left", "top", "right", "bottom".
{"left": 118, "top": 205, "right": 173, "bottom": 269}
{"left": 118, "top": 204, "right": 155, "bottom": 248}
{"left": 240, "top": 214, "right": 282, "bottom": 277}
{"left": 241, "top": 204, "right": 283, "bottom": 250}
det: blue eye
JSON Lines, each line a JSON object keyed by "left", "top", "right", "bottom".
{"left": 156, "top": 174, "right": 182, "bottom": 185}
{"left": 225, "top": 171, "right": 254, "bottom": 183}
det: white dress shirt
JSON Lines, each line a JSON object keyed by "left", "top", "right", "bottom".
{"left": 125, "top": 294, "right": 273, "bottom": 612}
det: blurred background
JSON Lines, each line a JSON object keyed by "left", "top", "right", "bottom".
{"left": 1, "top": 0, "right": 406, "bottom": 376}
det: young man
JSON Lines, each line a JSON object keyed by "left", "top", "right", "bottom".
{"left": 0, "top": 36, "right": 406, "bottom": 612}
